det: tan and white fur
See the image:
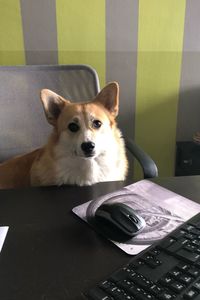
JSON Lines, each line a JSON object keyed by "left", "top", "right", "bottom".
{"left": 0, "top": 82, "right": 128, "bottom": 189}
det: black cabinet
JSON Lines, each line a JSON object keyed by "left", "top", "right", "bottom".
{"left": 175, "top": 141, "right": 200, "bottom": 176}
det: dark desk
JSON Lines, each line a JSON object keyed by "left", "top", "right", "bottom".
{"left": 0, "top": 176, "right": 200, "bottom": 300}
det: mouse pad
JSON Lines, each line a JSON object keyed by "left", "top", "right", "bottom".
{"left": 72, "top": 180, "right": 200, "bottom": 255}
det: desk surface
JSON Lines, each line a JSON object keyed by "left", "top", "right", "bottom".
{"left": 0, "top": 176, "right": 200, "bottom": 300}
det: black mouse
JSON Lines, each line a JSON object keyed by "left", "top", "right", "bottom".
{"left": 92, "top": 202, "right": 146, "bottom": 242}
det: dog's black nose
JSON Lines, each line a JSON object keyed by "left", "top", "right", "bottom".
{"left": 81, "top": 142, "right": 95, "bottom": 155}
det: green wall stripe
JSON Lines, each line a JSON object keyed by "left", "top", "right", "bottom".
{"left": 135, "top": 0, "right": 186, "bottom": 178}
{"left": 56, "top": 0, "right": 105, "bottom": 87}
{"left": 0, "top": 0, "right": 25, "bottom": 65}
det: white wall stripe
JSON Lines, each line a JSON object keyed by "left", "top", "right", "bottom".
{"left": 20, "top": 0, "right": 58, "bottom": 65}
{"left": 106, "top": 0, "right": 139, "bottom": 177}
{"left": 177, "top": 0, "right": 200, "bottom": 141}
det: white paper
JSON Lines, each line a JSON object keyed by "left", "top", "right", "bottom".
{"left": 72, "top": 180, "right": 200, "bottom": 255}
{"left": 0, "top": 227, "right": 9, "bottom": 252}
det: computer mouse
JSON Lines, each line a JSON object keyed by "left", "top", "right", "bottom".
{"left": 93, "top": 202, "right": 146, "bottom": 242}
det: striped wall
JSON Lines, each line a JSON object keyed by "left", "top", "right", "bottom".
{"left": 0, "top": 0, "right": 200, "bottom": 179}
{"left": 135, "top": 0, "right": 186, "bottom": 178}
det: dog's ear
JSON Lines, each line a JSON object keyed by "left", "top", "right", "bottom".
{"left": 94, "top": 82, "right": 119, "bottom": 117}
{"left": 40, "top": 89, "right": 70, "bottom": 125}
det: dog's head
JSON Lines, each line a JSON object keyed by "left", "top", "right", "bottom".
{"left": 40, "top": 82, "right": 120, "bottom": 159}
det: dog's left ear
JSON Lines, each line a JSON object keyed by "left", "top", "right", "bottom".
{"left": 94, "top": 82, "right": 119, "bottom": 117}
{"left": 40, "top": 89, "right": 70, "bottom": 126}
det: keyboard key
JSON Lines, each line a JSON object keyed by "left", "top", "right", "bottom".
{"left": 167, "top": 239, "right": 189, "bottom": 253}
{"left": 187, "top": 267, "right": 200, "bottom": 278}
{"left": 177, "top": 262, "right": 190, "bottom": 272}
{"left": 109, "top": 286, "right": 133, "bottom": 300}
{"left": 179, "top": 274, "right": 193, "bottom": 285}
{"left": 109, "top": 268, "right": 130, "bottom": 282}
{"left": 193, "top": 280, "right": 200, "bottom": 290}
{"left": 176, "top": 249, "right": 200, "bottom": 263}
{"left": 189, "top": 219, "right": 200, "bottom": 228}
{"left": 141, "top": 254, "right": 154, "bottom": 262}
{"left": 129, "top": 259, "right": 145, "bottom": 269}
{"left": 150, "top": 284, "right": 164, "bottom": 295}
{"left": 189, "top": 228, "right": 200, "bottom": 236}
{"left": 159, "top": 275, "right": 174, "bottom": 286}
{"left": 137, "top": 291, "right": 155, "bottom": 300}
{"left": 184, "top": 233, "right": 196, "bottom": 240}
{"left": 184, "top": 244, "right": 197, "bottom": 252}
{"left": 158, "top": 290, "right": 176, "bottom": 300}
{"left": 148, "top": 247, "right": 161, "bottom": 256}
{"left": 159, "top": 238, "right": 176, "bottom": 249}
{"left": 192, "top": 240, "right": 200, "bottom": 247}
{"left": 183, "top": 288, "right": 199, "bottom": 299}
{"left": 170, "top": 268, "right": 182, "bottom": 278}
{"left": 99, "top": 280, "right": 116, "bottom": 290}
{"left": 131, "top": 274, "right": 154, "bottom": 289}
{"left": 195, "top": 261, "right": 200, "bottom": 269}
{"left": 135, "top": 286, "right": 155, "bottom": 300}
{"left": 118, "top": 279, "right": 136, "bottom": 291}
{"left": 145, "top": 258, "right": 162, "bottom": 268}
{"left": 181, "top": 225, "right": 196, "bottom": 233}
{"left": 87, "top": 287, "right": 114, "bottom": 300}
{"left": 171, "top": 230, "right": 186, "bottom": 239}
{"left": 169, "top": 281, "right": 185, "bottom": 293}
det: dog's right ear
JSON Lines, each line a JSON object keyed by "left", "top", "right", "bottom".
{"left": 40, "top": 89, "right": 70, "bottom": 126}
{"left": 94, "top": 82, "right": 119, "bottom": 118}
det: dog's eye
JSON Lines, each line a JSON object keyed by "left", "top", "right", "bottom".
{"left": 68, "top": 122, "right": 80, "bottom": 132}
{"left": 92, "top": 120, "right": 102, "bottom": 129}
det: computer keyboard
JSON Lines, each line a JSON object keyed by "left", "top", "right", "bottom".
{"left": 85, "top": 212, "right": 200, "bottom": 300}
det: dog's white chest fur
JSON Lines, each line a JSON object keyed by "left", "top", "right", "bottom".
{"left": 54, "top": 133, "right": 126, "bottom": 186}
{"left": 55, "top": 153, "right": 123, "bottom": 186}
{"left": 30, "top": 126, "right": 128, "bottom": 187}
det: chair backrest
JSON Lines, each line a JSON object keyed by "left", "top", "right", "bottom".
{"left": 0, "top": 65, "right": 100, "bottom": 161}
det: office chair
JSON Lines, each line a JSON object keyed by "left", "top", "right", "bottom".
{"left": 0, "top": 64, "right": 158, "bottom": 180}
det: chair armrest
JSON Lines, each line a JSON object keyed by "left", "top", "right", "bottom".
{"left": 124, "top": 136, "right": 158, "bottom": 179}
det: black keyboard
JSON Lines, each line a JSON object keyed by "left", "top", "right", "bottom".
{"left": 85, "top": 213, "right": 200, "bottom": 300}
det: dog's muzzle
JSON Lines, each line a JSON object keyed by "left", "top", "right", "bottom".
{"left": 81, "top": 141, "right": 95, "bottom": 157}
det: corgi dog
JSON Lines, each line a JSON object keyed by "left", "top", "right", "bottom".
{"left": 0, "top": 82, "right": 128, "bottom": 189}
